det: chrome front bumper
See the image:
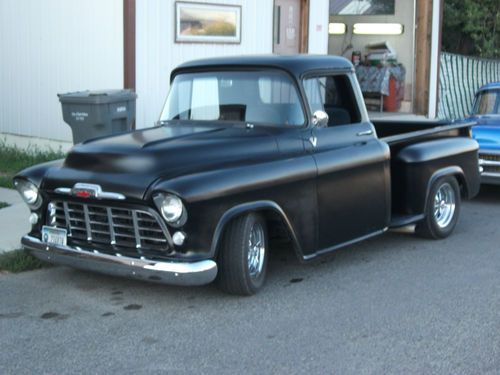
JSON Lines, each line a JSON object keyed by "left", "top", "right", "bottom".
{"left": 479, "top": 155, "right": 500, "bottom": 185}
{"left": 22, "top": 235, "right": 218, "bottom": 286}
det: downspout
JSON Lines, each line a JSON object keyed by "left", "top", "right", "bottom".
{"left": 427, "top": 0, "right": 443, "bottom": 119}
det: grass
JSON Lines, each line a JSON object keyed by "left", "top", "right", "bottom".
{"left": 0, "top": 141, "right": 66, "bottom": 189}
{"left": 0, "top": 249, "right": 49, "bottom": 273}
{"left": 0, "top": 201, "right": 9, "bottom": 209}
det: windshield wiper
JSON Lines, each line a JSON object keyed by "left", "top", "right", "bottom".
{"left": 155, "top": 120, "right": 170, "bottom": 127}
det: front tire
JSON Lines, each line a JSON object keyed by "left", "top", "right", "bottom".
{"left": 217, "top": 213, "right": 268, "bottom": 295}
{"left": 417, "top": 176, "right": 461, "bottom": 239}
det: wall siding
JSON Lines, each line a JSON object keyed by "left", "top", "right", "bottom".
{"left": 136, "top": 0, "right": 274, "bottom": 129}
{"left": 0, "top": 0, "right": 123, "bottom": 142}
{"left": 307, "top": 0, "right": 329, "bottom": 54}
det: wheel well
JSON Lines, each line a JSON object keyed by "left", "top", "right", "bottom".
{"left": 453, "top": 173, "right": 468, "bottom": 198}
{"left": 258, "top": 209, "right": 294, "bottom": 249}
{"left": 215, "top": 208, "right": 299, "bottom": 260}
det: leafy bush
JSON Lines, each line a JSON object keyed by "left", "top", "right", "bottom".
{"left": 0, "top": 141, "right": 66, "bottom": 189}
{"left": 443, "top": 0, "right": 500, "bottom": 58}
{"left": 0, "top": 250, "right": 48, "bottom": 273}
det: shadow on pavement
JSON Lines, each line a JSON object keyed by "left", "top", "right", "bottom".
{"left": 474, "top": 184, "right": 500, "bottom": 203}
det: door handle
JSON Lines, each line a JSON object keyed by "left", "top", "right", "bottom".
{"left": 357, "top": 130, "right": 373, "bottom": 136}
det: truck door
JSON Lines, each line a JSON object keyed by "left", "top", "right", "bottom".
{"left": 303, "top": 73, "right": 391, "bottom": 251}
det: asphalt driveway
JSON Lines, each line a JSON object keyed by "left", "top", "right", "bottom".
{"left": 1, "top": 186, "right": 500, "bottom": 375}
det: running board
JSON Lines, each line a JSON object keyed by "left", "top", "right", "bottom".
{"left": 389, "top": 214, "right": 425, "bottom": 228}
{"left": 302, "top": 229, "right": 386, "bottom": 261}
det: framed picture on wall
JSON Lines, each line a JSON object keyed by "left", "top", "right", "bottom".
{"left": 175, "top": 2, "right": 241, "bottom": 43}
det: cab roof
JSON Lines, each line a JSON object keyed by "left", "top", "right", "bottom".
{"left": 478, "top": 82, "right": 500, "bottom": 92}
{"left": 171, "top": 54, "right": 354, "bottom": 81}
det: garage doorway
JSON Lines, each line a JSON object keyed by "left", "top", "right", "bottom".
{"left": 273, "top": 0, "right": 309, "bottom": 54}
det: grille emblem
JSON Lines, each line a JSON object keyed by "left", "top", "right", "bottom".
{"left": 55, "top": 183, "right": 126, "bottom": 200}
{"left": 75, "top": 190, "right": 92, "bottom": 198}
{"left": 73, "top": 183, "right": 99, "bottom": 199}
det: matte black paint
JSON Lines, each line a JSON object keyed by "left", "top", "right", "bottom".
{"left": 16, "top": 55, "right": 480, "bottom": 272}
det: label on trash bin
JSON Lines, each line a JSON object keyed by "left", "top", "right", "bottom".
{"left": 116, "top": 106, "right": 126, "bottom": 113}
{"left": 71, "top": 111, "right": 89, "bottom": 121}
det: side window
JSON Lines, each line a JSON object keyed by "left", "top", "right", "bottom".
{"left": 303, "top": 74, "right": 361, "bottom": 127}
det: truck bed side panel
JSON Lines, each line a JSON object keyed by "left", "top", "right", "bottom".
{"left": 373, "top": 119, "right": 450, "bottom": 138}
{"left": 391, "top": 137, "right": 480, "bottom": 216}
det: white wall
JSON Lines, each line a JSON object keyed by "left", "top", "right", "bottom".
{"left": 308, "top": 0, "right": 329, "bottom": 54}
{"left": 0, "top": 0, "right": 124, "bottom": 142}
{"left": 136, "top": 0, "right": 274, "bottom": 129}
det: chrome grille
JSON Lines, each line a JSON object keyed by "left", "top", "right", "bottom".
{"left": 479, "top": 153, "right": 500, "bottom": 173}
{"left": 479, "top": 154, "right": 500, "bottom": 162}
{"left": 47, "top": 200, "right": 171, "bottom": 255}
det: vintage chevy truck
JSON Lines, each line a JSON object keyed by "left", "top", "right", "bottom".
{"left": 468, "top": 82, "right": 500, "bottom": 184}
{"left": 16, "top": 55, "right": 480, "bottom": 295}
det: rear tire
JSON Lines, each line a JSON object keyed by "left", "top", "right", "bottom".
{"left": 216, "top": 213, "right": 268, "bottom": 296}
{"left": 417, "top": 175, "right": 461, "bottom": 239}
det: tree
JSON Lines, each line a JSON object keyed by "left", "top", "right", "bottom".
{"left": 442, "top": 0, "right": 500, "bottom": 59}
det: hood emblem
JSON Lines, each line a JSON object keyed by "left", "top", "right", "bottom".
{"left": 73, "top": 183, "right": 99, "bottom": 198}
{"left": 55, "top": 183, "right": 126, "bottom": 200}
{"left": 309, "top": 136, "right": 317, "bottom": 148}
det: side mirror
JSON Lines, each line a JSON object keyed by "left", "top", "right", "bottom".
{"left": 312, "top": 110, "right": 329, "bottom": 128}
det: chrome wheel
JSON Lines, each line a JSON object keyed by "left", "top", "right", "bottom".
{"left": 433, "top": 182, "right": 456, "bottom": 228}
{"left": 248, "top": 222, "right": 265, "bottom": 279}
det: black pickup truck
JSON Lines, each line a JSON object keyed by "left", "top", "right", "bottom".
{"left": 16, "top": 55, "right": 480, "bottom": 295}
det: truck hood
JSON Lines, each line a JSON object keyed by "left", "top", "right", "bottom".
{"left": 43, "top": 123, "right": 279, "bottom": 200}
{"left": 471, "top": 115, "right": 500, "bottom": 151}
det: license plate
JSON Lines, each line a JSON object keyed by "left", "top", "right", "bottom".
{"left": 42, "top": 226, "right": 67, "bottom": 246}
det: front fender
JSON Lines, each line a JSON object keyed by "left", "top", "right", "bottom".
{"left": 210, "top": 200, "right": 303, "bottom": 260}
{"left": 146, "top": 155, "right": 316, "bottom": 202}
{"left": 15, "top": 159, "right": 65, "bottom": 188}
{"left": 145, "top": 154, "right": 318, "bottom": 261}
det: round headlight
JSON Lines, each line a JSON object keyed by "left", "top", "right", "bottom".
{"left": 14, "top": 179, "right": 42, "bottom": 209}
{"left": 153, "top": 193, "right": 186, "bottom": 226}
{"left": 161, "top": 195, "right": 183, "bottom": 222}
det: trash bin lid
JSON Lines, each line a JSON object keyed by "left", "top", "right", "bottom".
{"left": 58, "top": 89, "right": 137, "bottom": 104}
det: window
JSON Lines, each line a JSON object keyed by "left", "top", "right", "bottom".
{"left": 330, "top": 0, "right": 395, "bottom": 16}
{"left": 473, "top": 91, "right": 500, "bottom": 115}
{"left": 303, "top": 74, "right": 361, "bottom": 126}
{"left": 190, "top": 77, "right": 220, "bottom": 120}
{"left": 161, "top": 70, "right": 305, "bottom": 126}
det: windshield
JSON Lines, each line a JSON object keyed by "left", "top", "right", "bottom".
{"left": 473, "top": 90, "right": 500, "bottom": 115}
{"left": 160, "top": 70, "right": 305, "bottom": 126}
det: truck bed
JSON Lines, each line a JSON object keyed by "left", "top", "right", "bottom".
{"left": 372, "top": 119, "right": 475, "bottom": 146}
{"left": 371, "top": 118, "right": 479, "bottom": 228}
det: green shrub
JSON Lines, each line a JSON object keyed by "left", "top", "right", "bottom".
{"left": 0, "top": 250, "right": 49, "bottom": 273}
{"left": 0, "top": 141, "right": 66, "bottom": 189}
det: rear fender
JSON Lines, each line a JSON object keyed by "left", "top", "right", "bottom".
{"left": 423, "top": 166, "right": 466, "bottom": 213}
{"left": 393, "top": 137, "right": 479, "bottom": 215}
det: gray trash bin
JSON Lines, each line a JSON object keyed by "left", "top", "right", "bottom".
{"left": 58, "top": 89, "right": 137, "bottom": 144}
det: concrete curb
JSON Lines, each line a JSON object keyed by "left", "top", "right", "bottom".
{"left": 0, "top": 187, "right": 23, "bottom": 205}
{"left": 0, "top": 188, "right": 30, "bottom": 253}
